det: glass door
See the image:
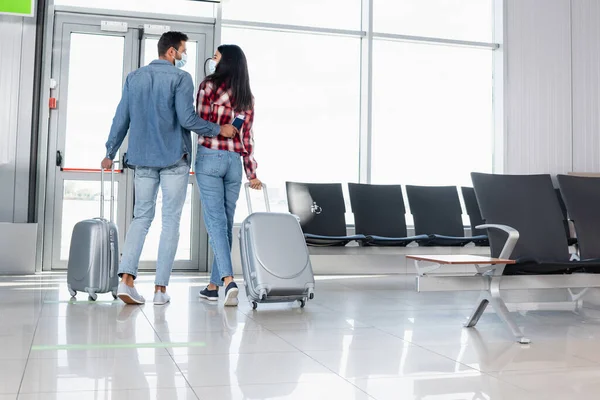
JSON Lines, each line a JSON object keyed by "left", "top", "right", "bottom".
{"left": 44, "top": 11, "right": 214, "bottom": 272}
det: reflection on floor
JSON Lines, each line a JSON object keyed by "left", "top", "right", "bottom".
{"left": 2, "top": 272, "right": 600, "bottom": 399}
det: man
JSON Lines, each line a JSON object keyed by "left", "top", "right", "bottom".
{"left": 102, "top": 31, "right": 237, "bottom": 305}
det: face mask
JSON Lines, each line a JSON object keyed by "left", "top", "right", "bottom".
{"left": 207, "top": 59, "right": 218, "bottom": 74}
{"left": 175, "top": 51, "right": 187, "bottom": 69}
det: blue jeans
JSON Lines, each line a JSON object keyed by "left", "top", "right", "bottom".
{"left": 195, "top": 146, "right": 243, "bottom": 287}
{"left": 118, "top": 158, "right": 190, "bottom": 286}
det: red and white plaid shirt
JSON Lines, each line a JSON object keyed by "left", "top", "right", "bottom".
{"left": 196, "top": 80, "right": 258, "bottom": 180}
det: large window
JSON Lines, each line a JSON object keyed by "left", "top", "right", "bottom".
{"left": 221, "top": 27, "right": 361, "bottom": 223}
{"left": 222, "top": 0, "right": 362, "bottom": 30}
{"left": 222, "top": 0, "right": 496, "bottom": 223}
{"left": 371, "top": 41, "right": 493, "bottom": 187}
{"left": 373, "top": 0, "right": 493, "bottom": 42}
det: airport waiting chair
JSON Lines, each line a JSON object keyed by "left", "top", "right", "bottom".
{"left": 557, "top": 175, "right": 600, "bottom": 270}
{"left": 471, "top": 172, "right": 600, "bottom": 275}
{"left": 405, "top": 185, "right": 487, "bottom": 246}
{"left": 461, "top": 186, "right": 490, "bottom": 246}
{"left": 286, "top": 182, "right": 368, "bottom": 246}
{"left": 555, "top": 188, "right": 578, "bottom": 247}
{"left": 347, "top": 183, "right": 429, "bottom": 246}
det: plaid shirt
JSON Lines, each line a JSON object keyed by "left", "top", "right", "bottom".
{"left": 196, "top": 80, "right": 258, "bottom": 180}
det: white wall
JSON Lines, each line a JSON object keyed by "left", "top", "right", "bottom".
{"left": 0, "top": 14, "right": 36, "bottom": 223}
{"left": 505, "top": 0, "right": 600, "bottom": 175}
{"left": 504, "top": 0, "right": 572, "bottom": 174}
{"left": 572, "top": 0, "right": 600, "bottom": 172}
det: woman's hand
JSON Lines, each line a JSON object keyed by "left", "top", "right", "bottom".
{"left": 249, "top": 178, "right": 262, "bottom": 190}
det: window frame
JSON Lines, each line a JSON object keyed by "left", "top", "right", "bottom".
{"left": 216, "top": 0, "right": 502, "bottom": 224}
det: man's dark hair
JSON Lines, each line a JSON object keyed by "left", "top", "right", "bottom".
{"left": 157, "top": 31, "right": 189, "bottom": 56}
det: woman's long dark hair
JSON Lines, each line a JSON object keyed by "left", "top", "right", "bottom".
{"left": 205, "top": 44, "right": 253, "bottom": 112}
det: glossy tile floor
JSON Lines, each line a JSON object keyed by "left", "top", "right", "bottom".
{"left": 3, "top": 273, "right": 600, "bottom": 399}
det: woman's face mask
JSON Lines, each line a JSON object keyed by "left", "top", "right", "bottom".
{"left": 207, "top": 59, "right": 218, "bottom": 74}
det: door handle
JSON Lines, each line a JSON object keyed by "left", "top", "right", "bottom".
{"left": 56, "top": 150, "right": 63, "bottom": 168}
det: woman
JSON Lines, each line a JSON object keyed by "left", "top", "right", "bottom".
{"left": 195, "top": 44, "right": 262, "bottom": 307}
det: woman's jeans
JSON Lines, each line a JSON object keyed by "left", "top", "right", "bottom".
{"left": 195, "top": 146, "right": 243, "bottom": 286}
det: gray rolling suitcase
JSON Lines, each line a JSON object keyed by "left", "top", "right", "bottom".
{"left": 67, "top": 164, "right": 119, "bottom": 301}
{"left": 239, "top": 183, "right": 315, "bottom": 310}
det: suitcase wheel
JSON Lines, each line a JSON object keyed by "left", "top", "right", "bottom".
{"left": 309, "top": 293, "right": 314, "bottom": 300}
{"left": 112, "top": 291, "right": 118, "bottom": 300}
{"left": 88, "top": 292, "right": 97, "bottom": 302}
{"left": 252, "top": 301, "right": 258, "bottom": 310}
{"left": 299, "top": 299, "right": 306, "bottom": 308}
{"left": 68, "top": 286, "right": 77, "bottom": 298}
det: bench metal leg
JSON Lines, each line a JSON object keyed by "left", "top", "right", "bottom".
{"left": 464, "top": 274, "right": 531, "bottom": 344}
{"left": 465, "top": 295, "right": 489, "bottom": 328}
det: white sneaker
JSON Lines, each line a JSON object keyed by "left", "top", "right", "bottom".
{"left": 153, "top": 291, "right": 171, "bottom": 305}
{"left": 117, "top": 282, "right": 146, "bottom": 305}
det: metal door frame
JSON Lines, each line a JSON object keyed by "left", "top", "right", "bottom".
{"left": 41, "top": 7, "right": 215, "bottom": 272}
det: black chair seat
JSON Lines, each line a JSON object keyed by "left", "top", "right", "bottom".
{"left": 364, "top": 234, "right": 430, "bottom": 247}
{"left": 304, "top": 233, "right": 368, "bottom": 247}
{"left": 421, "top": 234, "right": 474, "bottom": 247}
{"left": 406, "top": 185, "right": 473, "bottom": 247}
{"left": 470, "top": 235, "right": 489, "bottom": 246}
{"left": 504, "top": 258, "right": 600, "bottom": 275}
{"left": 473, "top": 236, "right": 490, "bottom": 246}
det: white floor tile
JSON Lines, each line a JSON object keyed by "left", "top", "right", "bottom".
{"left": 491, "top": 367, "right": 600, "bottom": 400}
{"left": 193, "top": 379, "right": 374, "bottom": 400}
{"left": 272, "top": 327, "right": 406, "bottom": 352}
{"left": 0, "top": 359, "right": 28, "bottom": 394}
{"left": 174, "top": 352, "right": 338, "bottom": 387}
{"left": 352, "top": 373, "right": 531, "bottom": 400}
{"left": 161, "top": 330, "right": 298, "bottom": 356}
{"left": 421, "top": 341, "right": 598, "bottom": 372}
{"left": 306, "top": 345, "right": 476, "bottom": 380}
{"left": 17, "top": 387, "right": 199, "bottom": 400}
{"left": 19, "top": 356, "right": 187, "bottom": 394}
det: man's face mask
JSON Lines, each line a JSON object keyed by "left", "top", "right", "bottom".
{"left": 175, "top": 49, "right": 187, "bottom": 69}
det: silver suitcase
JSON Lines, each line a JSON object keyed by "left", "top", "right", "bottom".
{"left": 239, "top": 183, "right": 315, "bottom": 310}
{"left": 67, "top": 164, "right": 119, "bottom": 301}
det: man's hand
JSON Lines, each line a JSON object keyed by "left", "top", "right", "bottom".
{"left": 249, "top": 178, "right": 262, "bottom": 190}
{"left": 101, "top": 157, "right": 113, "bottom": 170}
{"left": 220, "top": 124, "right": 238, "bottom": 138}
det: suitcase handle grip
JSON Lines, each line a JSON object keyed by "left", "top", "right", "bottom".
{"left": 244, "top": 182, "right": 270, "bottom": 214}
{"left": 110, "top": 241, "right": 116, "bottom": 278}
{"left": 100, "top": 161, "right": 118, "bottom": 222}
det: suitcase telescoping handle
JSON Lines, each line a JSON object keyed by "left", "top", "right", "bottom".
{"left": 244, "top": 182, "right": 270, "bottom": 214}
{"left": 100, "top": 161, "right": 118, "bottom": 222}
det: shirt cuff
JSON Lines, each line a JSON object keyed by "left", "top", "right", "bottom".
{"left": 211, "top": 123, "right": 221, "bottom": 137}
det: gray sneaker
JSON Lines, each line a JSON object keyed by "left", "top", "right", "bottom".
{"left": 117, "top": 282, "right": 145, "bottom": 305}
{"left": 153, "top": 291, "right": 171, "bottom": 305}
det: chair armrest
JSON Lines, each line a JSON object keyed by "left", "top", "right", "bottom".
{"left": 476, "top": 224, "right": 520, "bottom": 260}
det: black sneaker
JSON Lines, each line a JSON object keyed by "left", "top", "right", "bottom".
{"left": 199, "top": 287, "right": 219, "bottom": 301}
{"left": 223, "top": 282, "right": 239, "bottom": 307}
